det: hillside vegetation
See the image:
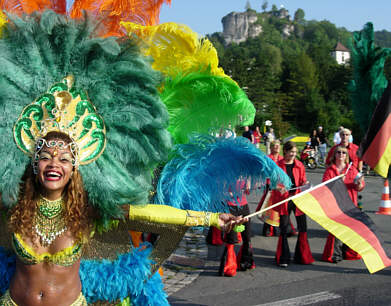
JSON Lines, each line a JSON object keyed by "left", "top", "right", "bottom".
{"left": 208, "top": 5, "right": 391, "bottom": 141}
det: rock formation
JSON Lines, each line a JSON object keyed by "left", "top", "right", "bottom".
{"left": 221, "top": 11, "right": 262, "bottom": 45}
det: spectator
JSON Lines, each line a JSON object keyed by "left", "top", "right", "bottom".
{"left": 242, "top": 126, "right": 254, "bottom": 144}
{"left": 322, "top": 146, "right": 365, "bottom": 263}
{"left": 309, "top": 129, "right": 319, "bottom": 151}
{"left": 317, "top": 126, "right": 328, "bottom": 164}
{"left": 265, "top": 127, "right": 275, "bottom": 155}
{"left": 326, "top": 128, "right": 363, "bottom": 172}
{"left": 253, "top": 126, "right": 262, "bottom": 148}
{"left": 333, "top": 126, "right": 344, "bottom": 145}
{"left": 223, "top": 123, "right": 236, "bottom": 138}
{"left": 271, "top": 141, "right": 314, "bottom": 267}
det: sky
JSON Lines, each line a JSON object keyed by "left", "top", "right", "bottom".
{"left": 159, "top": 0, "right": 391, "bottom": 36}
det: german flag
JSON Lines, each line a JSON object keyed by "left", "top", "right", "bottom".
{"left": 293, "top": 178, "right": 391, "bottom": 273}
{"left": 358, "top": 84, "right": 391, "bottom": 177}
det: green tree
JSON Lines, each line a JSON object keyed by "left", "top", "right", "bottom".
{"left": 261, "top": 0, "right": 268, "bottom": 12}
{"left": 294, "top": 8, "right": 305, "bottom": 24}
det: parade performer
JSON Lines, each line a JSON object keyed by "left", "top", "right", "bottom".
{"left": 0, "top": 9, "right": 248, "bottom": 306}
{"left": 322, "top": 146, "right": 365, "bottom": 263}
{"left": 219, "top": 180, "right": 255, "bottom": 277}
{"left": 272, "top": 141, "right": 314, "bottom": 267}
{"left": 261, "top": 140, "right": 283, "bottom": 236}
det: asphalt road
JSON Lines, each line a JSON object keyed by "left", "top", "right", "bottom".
{"left": 169, "top": 168, "right": 391, "bottom": 306}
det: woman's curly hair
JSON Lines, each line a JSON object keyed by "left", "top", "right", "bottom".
{"left": 8, "top": 132, "right": 94, "bottom": 243}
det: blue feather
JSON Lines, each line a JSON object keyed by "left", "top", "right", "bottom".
{"left": 80, "top": 243, "right": 168, "bottom": 305}
{"left": 156, "top": 134, "right": 291, "bottom": 212}
{"left": 0, "top": 244, "right": 167, "bottom": 305}
{"left": 0, "top": 247, "right": 16, "bottom": 295}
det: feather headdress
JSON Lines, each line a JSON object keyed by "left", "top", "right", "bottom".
{"left": 0, "top": 11, "right": 171, "bottom": 220}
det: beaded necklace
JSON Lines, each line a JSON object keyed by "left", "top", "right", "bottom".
{"left": 34, "top": 195, "right": 67, "bottom": 246}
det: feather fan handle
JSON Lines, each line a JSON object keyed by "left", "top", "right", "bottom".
{"left": 160, "top": 71, "right": 255, "bottom": 144}
{"left": 349, "top": 22, "right": 391, "bottom": 133}
{"left": 121, "top": 21, "right": 226, "bottom": 78}
{"left": 156, "top": 134, "right": 291, "bottom": 212}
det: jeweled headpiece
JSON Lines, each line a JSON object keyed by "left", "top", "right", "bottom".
{"left": 13, "top": 76, "right": 106, "bottom": 167}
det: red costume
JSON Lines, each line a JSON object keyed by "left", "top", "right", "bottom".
{"left": 268, "top": 153, "right": 283, "bottom": 163}
{"left": 219, "top": 181, "right": 255, "bottom": 276}
{"left": 272, "top": 159, "right": 314, "bottom": 266}
{"left": 272, "top": 159, "right": 307, "bottom": 216}
{"left": 326, "top": 143, "right": 361, "bottom": 170}
{"left": 322, "top": 164, "right": 364, "bottom": 263}
{"left": 322, "top": 164, "right": 365, "bottom": 263}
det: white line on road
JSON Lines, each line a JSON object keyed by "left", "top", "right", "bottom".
{"left": 254, "top": 291, "right": 342, "bottom": 306}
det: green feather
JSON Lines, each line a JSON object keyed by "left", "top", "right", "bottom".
{"left": 349, "top": 22, "right": 391, "bottom": 133}
{"left": 160, "top": 71, "right": 255, "bottom": 144}
{"left": 0, "top": 11, "right": 171, "bottom": 221}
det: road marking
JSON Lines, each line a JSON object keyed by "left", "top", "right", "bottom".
{"left": 254, "top": 291, "right": 342, "bottom": 306}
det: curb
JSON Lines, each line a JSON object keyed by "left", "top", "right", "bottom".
{"left": 162, "top": 227, "right": 208, "bottom": 296}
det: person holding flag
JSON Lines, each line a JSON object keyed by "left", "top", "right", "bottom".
{"left": 326, "top": 128, "right": 363, "bottom": 172}
{"left": 272, "top": 141, "right": 314, "bottom": 267}
{"left": 322, "top": 146, "right": 365, "bottom": 263}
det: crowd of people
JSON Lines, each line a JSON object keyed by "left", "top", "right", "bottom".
{"left": 209, "top": 124, "right": 365, "bottom": 276}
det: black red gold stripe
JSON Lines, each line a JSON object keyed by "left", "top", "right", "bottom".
{"left": 293, "top": 179, "right": 391, "bottom": 273}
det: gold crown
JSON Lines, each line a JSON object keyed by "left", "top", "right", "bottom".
{"left": 13, "top": 76, "right": 106, "bottom": 165}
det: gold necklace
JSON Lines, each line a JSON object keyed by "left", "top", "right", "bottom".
{"left": 34, "top": 195, "right": 67, "bottom": 246}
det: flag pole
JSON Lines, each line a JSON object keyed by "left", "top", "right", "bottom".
{"left": 244, "top": 174, "right": 345, "bottom": 220}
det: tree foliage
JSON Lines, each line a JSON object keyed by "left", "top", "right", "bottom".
{"left": 208, "top": 6, "right": 391, "bottom": 142}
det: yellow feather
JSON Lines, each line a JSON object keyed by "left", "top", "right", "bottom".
{"left": 121, "top": 21, "right": 227, "bottom": 78}
{"left": 0, "top": 11, "right": 7, "bottom": 38}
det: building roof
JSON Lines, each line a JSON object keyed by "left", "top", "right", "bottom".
{"left": 335, "top": 42, "right": 350, "bottom": 52}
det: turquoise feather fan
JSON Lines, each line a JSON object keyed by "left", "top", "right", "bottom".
{"left": 156, "top": 134, "right": 291, "bottom": 212}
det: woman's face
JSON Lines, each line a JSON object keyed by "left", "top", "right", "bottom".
{"left": 271, "top": 143, "right": 280, "bottom": 154}
{"left": 284, "top": 147, "right": 297, "bottom": 163}
{"left": 37, "top": 140, "right": 74, "bottom": 196}
{"left": 334, "top": 149, "right": 348, "bottom": 164}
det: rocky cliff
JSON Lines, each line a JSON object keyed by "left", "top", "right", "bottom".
{"left": 221, "top": 11, "right": 262, "bottom": 45}
{"left": 221, "top": 9, "right": 294, "bottom": 45}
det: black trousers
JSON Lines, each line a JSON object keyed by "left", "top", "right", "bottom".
{"left": 279, "top": 201, "right": 307, "bottom": 264}
{"left": 225, "top": 204, "right": 251, "bottom": 246}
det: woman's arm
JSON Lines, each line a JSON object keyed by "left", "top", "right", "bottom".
{"left": 126, "top": 204, "right": 242, "bottom": 231}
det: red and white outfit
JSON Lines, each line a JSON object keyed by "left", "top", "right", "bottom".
{"left": 272, "top": 159, "right": 314, "bottom": 266}
{"left": 326, "top": 143, "right": 361, "bottom": 170}
{"left": 321, "top": 164, "right": 365, "bottom": 262}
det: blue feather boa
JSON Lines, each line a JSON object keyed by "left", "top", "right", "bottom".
{"left": 0, "top": 247, "right": 15, "bottom": 295}
{"left": 157, "top": 134, "right": 291, "bottom": 212}
{"left": 0, "top": 245, "right": 168, "bottom": 306}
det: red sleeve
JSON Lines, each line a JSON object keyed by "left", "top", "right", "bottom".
{"left": 322, "top": 167, "right": 334, "bottom": 182}
{"left": 297, "top": 161, "right": 307, "bottom": 186}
